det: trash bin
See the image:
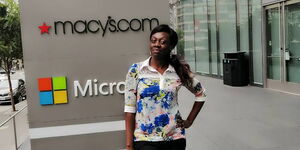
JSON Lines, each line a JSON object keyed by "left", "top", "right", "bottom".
{"left": 223, "top": 52, "right": 249, "bottom": 86}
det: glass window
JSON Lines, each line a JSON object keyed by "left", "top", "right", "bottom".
{"left": 239, "top": 0, "right": 249, "bottom": 53}
{"left": 194, "top": 0, "right": 210, "bottom": 74}
{"left": 218, "top": 0, "right": 237, "bottom": 75}
{"left": 252, "top": 0, "right": 263, "bottom": 84}
{"left": 208, "top": 0, "right": 218, "bottom": 75}
{"left": 266, "top": 7, "right": 281, "bottom": 80}
{"left": 285, "top": 3, "right": 300, "bottom": 83}
{"left": 182, "top": 0, "right": 196, "bottom": 71}
{"left": 173, "top": 0, "right": 263, "bottom": 84}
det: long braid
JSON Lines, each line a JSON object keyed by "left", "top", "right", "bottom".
{"left": 170, "top": 54, "right": 193, "bottom": 86}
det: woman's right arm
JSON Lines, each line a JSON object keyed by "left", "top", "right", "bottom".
{"left": 124, "top": 63, "right": 139, "bottom": 150}
{"left": 125, "top": 112, "right": 135, "bottom": 150}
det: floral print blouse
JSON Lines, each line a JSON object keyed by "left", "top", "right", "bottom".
{"left": 124, "top": 57, "right": 207, "bottom": 142}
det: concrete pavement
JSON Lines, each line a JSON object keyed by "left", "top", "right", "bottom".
{"left": 180, "top": 75, "right": 300, "bottom": 150}
{"left": 0, "top": 101, "right": 27, "bottom": 123}
{"left": 0, "top": 101, "right": 28, "bottom": 150}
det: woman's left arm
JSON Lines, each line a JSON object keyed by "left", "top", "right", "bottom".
{"left": 178, "top": 101, "right": 204, "bottom": 128}
{"left": 177, "top": 75, "right": 207, "bottom": 129}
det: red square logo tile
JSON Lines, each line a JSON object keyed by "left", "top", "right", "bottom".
{"left": 38, "top": 78, "right": 52, "bottom": 91}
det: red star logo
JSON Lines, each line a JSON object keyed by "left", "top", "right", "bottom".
{"left": 38, "top": 23, "right": 51, "bottom": 34}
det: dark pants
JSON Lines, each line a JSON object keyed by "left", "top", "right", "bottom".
{"left": 134, "top": 139, "right": 186, "bottom": 150}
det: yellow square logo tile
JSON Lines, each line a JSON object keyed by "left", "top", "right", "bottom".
{"left": 53, "top": 90, "right": 68, "bottom": 104}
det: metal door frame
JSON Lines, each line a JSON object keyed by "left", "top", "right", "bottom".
{"left": 263, "top": 0, "right": 300, "bottom": 95}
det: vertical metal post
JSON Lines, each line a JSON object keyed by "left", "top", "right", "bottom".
{"left": 193, "top": 0, "right": 197, "bottom": 72}
{"left": 262, "top": 4, "right": 268, "bottom": 87}
{"left": 206, "top": 0, "right": 212, "bottom": 75}
{"left": 281, "top": 2, "right": 286, "bottom": 83}
{"left": 248, "top": 0, "right": 254, "bottom": 84}
{"left": 279, "top": 2, "right": 284, "bottom": 83}
{"left": 235, "top": 0, "right": 241, "bottom": 52}
{"left": 13, "top": 116, "right": 18, "bottom": 150}
{"left": 215, "top": 0, "right": 221, "bottom": 77}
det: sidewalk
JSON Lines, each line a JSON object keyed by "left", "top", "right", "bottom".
{"left": 18, "top": 75, "right": 300, "bottom": 150}
{"left": 181, "top": 75, "right": 300, "bottom": 150}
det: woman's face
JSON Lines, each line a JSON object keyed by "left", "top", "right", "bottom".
{"left": 150, "top": 32, "right": 171, "bottom": 58}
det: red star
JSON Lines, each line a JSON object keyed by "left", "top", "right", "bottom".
{"left": 38, "top": 23, "right": 51, "bottom": 34}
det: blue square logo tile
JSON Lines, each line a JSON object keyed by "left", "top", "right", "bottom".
{"left": 39, "top": 91, "right": 54, "bottom": 105}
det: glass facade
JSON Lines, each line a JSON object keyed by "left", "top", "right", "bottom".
{"left": 174, "top": 0, "right": 263, "bottom": 84}
{"left": 172, "top": 0, "right": 300, "bottom": 92}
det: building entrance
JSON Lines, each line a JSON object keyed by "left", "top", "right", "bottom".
{"left": 265, "top": 0, "right": 300, "bottom": 94}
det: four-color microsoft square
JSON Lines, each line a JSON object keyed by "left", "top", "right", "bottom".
{"left": 38, "top": 76, "right": 68, "bottom": 105}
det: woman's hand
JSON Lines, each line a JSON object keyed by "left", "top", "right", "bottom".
{"left": 126, "top": 144, "right": 134, "bottom": 150}
{"left": 177, "top": 101, "right": 205, "bottom": 129}
{"left": 176, "top": 119, "right": 192, "bottom": 129}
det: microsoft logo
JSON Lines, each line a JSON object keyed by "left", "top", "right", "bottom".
{"left": 38, "top": 76, "right": 68, "bottom": 105}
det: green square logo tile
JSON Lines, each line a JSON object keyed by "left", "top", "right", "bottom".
{"left": 52, "top": 76, "right": 67, "bottom": 90}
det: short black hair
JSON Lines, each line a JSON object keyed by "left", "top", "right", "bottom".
{"left": 150, "top": 24, "right": 178, "bottom": 49}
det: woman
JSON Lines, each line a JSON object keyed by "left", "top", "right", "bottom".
{"left": 124, "top": 24, "right": 207, "bottom": 150}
